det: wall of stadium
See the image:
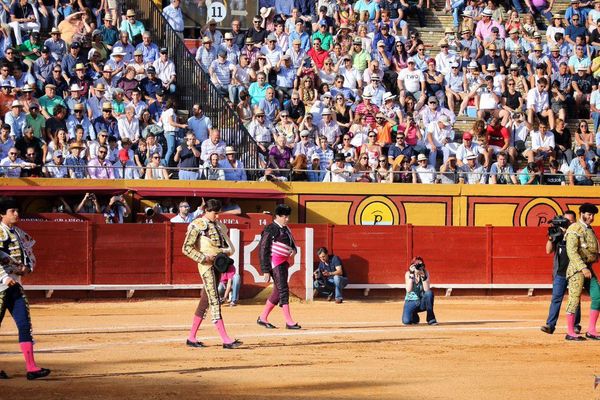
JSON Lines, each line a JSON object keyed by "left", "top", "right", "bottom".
{"left": 3, "top": 179, "right": 599, "bottom": 227}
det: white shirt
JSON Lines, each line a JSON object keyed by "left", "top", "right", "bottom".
{"left": 414, "top": 164, "right": 436, "bottom": 183}
{"left": 531, "top": 130, "right": 555, "bottom": 151}
{"left": 152, "top": 58, "right": 176, "bottom": 83}
{"left": 455, "top": 143, "right": 484, "bottom": 164}
{"left": 526, "top": 87, "right": 549, "bottom": 112}
{"left": 426, "top": 121, "right": 454, "bottom": 147}
{"left": 339, "top": 66, "right": 362, "bottom": 90}
{"left": 117, "top": 117, "right": 140, "bottom": 142}
{"left": 318, "top": 119, "right": 341, "bottom": 143}
{"left": 398, "top": 68, "right": 424, "bottom": 93}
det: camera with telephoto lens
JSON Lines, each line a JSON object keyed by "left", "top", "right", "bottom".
{"left": 548, "top": 216, "right": 570, "bottom": 243}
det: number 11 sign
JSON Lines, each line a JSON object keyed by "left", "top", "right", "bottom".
{"left": 207, "top": 1, "right": 227, "bottom": 23}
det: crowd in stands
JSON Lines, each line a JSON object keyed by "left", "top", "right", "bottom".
{"left": 0, "top": 0, "right": 600, "bottom": 184}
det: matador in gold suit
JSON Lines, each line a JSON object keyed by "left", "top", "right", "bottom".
{"left": 182, "top": 199, "right": 241, "bottom": 349}
{"left": 564, "top": 203, "right": 600, "bottom": 341}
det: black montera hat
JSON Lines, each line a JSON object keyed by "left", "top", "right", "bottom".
{"left": 275, "top": 204, "right": 292, "bottom": 216}
{"left": 214, "top": 253, "right": 234, "bottom": 273}
{"left": 579, "top": 203, "right": 599, "bottom": 214}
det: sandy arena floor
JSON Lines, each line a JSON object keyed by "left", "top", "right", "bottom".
{"left": 1, "top": 296, "right": 600, "bottom": 400}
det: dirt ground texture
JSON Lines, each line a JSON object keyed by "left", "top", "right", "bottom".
{"left": 1, "top": 296, "right": 600, "bottom": 400}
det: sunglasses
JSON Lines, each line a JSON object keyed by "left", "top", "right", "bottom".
{"left": 153, "top": 156, "right": 160, "bottom": 159}
{"left": 397, "top": 136, "right": 405, "bottom": 139}
{"left": 98, "top": 151, "right": 107, "bottom": 154}
{"left": 368, "top": 135, "right": 377, "bottom": 138}
{"left": 8, "top": 152, "right": 17, "bottom": 155}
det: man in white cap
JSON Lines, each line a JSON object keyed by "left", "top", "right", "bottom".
{"left": 412, "top": 153, "right": 436, "bottom": 184}
{"left": 219, "top": 146, "right": 247, "bottom": 181}
{"left": 44, "top": 28, "right": 67, "bottom": 61}
{"left": 475, "top": 8, "right": 505, "bottom": 41}
{"left": 5, "top": 101, "right": 26, "bottom": 138}
{"left": 398, "top": 57, "right": 426, "bottom": 110}
{"left": 425, "top": 114, "right": 458, "bottom": 168}
{"left": 162, "top": 0, "right": 184, "bottom": 34}
{"left": 220, "top": 32, "right": 240, "bottom": 65}
{"left": 459, "top": 153, "right": 487, "bottom": 184}
{"left": 203, "top": 18, "right": 223, "bottom": 47}
{"left": 293, "top": 130, "right": 317, "bottom": 159}
{"left": 317, "top": 108, "right": 341, "bottom": 146}
{"left": 43, "top": 150, "right": 68, "bottom": 178}
{"left": 196, "top": 36, "right": 218, "bottom": 72}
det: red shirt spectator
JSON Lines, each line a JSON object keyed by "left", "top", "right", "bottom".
{"left": 486, "top": 122, "right": 510, "bottom": 149}
{"left": 307, "top": 38, "right": 329, "bottom": 69}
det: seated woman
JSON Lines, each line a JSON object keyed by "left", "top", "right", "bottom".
{"left": 402, "top": 256, "right": 437, "bottom": 325}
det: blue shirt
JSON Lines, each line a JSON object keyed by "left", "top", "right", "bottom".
{"left": 135, "top": 42, "right": 160, "bottom": 64}
{"left": 289, "top": 31, "right": 311, "bottom": 52}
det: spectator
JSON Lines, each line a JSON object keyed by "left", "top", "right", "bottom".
{"left": 9, "top": 0, "right": 40, "bottom": 45}
{"left": 93, "top": 102, "right": 118, "bottom": 139}
{"left": 162, "top": 0, "right": 184, "bottom": 34}
{"left": 248, "top": 72, "right": 272, "bottom": 106}
{"left": 203, "top": 152, "right": 225, "bottom": 180}
{"left": 526, "top": 77, "right": 554, "bottom": 129}
{"left": 64, "top": 142, "right": 87, "bottom": 178}
{"left": 145, "top": 151, "right": 169, "bottom": 180}
{"left": 439, "top": 155, "right": 460, "bottom": 184}
{"left": 459, "top": 153, "right": 487, "bottom": 184}
{"left": 174, "top": 132, "right": 201, "bottom": 180}
{"left": 543, "top": 159, "right": 567, "bottom": 185}
{"left": 425, "top": 115, "right": 457, "bottom": 167}
{"left": 219, "top": 146, "right": 247, "bottom": 181}
{"left": 574, "top": 119, "right": 596, "bottom": 160}
{"left": 398, "top": 57, "right": 426, "bottom": 110}
{"left": 568, "top": 148, "right": 594, "bottom": 185}
{"left": 170, "top": 201, "right": 203, "bottom": 223}
{"left": 526, "top": 120, "right": 555, "bottom": 163}
{"left": 209, "top": 49, "right": 235, "bottom": 99}
{"left": 489, "top": 151, "right": 517, "bottom": 184}
{"left": 289, "top": 153, "right": 309, "bottom": 181}
{"left": 200, "top": 128, "right": 226, "bottom": 163}
{"left": 352, "top": 153, "right": 374, "bottom": 182}
{"left": 329, "top": 152, "right": 354, "bottom": 182}
{"left": 187, "top": 104, "right": 212, "bottom": 143}
{"left": 572, "top": 66, "right": 594, "bottom": 117}
{"left": 552, "top": 118, "right": 573, "bottom": 165}
{"left": 43, "top": 150, "right": 68, "bottom": 178}
{"left": 0, "top": 146, "right": 35, "bottom": 177}
{"left": 518, "top": 161, "right": 542, "bottom": 185}
{"left": 153, "top": 48, "right": 176, "bottom": 93}
{"left": 0, "top": 126, "right": 14, "bottom": 159}
{"left": 103, "top": 195, "right": 131, "bottom": 224}
{"left": 88, "top": 144, "right": 114, "bottom": 179}
{"left": 413, "top": 153, "right": 436, "bottom": 183}
{"left": 75, "top": 193, "right": 101, "bottom": 213}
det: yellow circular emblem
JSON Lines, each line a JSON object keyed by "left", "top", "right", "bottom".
{"left": 354, "top": 196, "right": 399, "bottom": 225}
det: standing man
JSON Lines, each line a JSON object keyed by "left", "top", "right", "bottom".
{"left": 0, "top": 197, "right": 51, "bottom": 380}
{"left": 257, "top": 204, "right": 301, "bottom": 330}
{"left": 170, "top": 200, "right": 204, "bottom": 223}
{"left": 314, "top": 247, "right": 348, "bottom": 303}
{"left": 182, "top": 199, "right": 242, "bottom": 349}
{"left": 540, "top": 211, "right": 580, "bottom": 335}
{"left": 564, "top": 203, "right": 600, "bottom": 341}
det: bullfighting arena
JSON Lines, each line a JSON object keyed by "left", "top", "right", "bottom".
{"left": 1, "top": 296, "right": 599, "bottom": 399}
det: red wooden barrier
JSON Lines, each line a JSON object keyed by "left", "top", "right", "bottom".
{"left": 17, "top": 223, "right": 576, "bottom": 298}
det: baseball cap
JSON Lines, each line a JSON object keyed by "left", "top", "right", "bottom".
{"left": 462, "top": 132, "right": 473, "bottom": 140}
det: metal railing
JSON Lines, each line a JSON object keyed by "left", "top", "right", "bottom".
{"left": 125, "top": 0, "right": 261, "bottom": 178}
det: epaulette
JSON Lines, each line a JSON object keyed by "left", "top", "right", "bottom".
{"left": 190, "top": 218, "right": 209, "bottom": 231}
{"left": 0, "top": 226, "right": 8, "bottom": 242}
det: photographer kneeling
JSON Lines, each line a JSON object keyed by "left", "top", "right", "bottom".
{"left": 402, "top": 257, "right": 438, "bottom": 325}
{"left": 541, "top": 211, "right": 581, "bottom": 334}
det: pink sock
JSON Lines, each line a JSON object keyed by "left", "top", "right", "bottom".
{"left": 282, "top": 304, "right": 295, "bottom": 326}
{"left": 19, "top": 342, "right": 39, "bottom": 372}
{"left": 214, "top": 319, "right": 233, "bottom": 344}
{"left": 566, "top": 313, "right": 577, "bottom": 337}
{"left": 588, "top": 310, "right": 600, "bottom": 335}
{"left": 188, "top": 316, "right": 203, "bottom": 342}
{"left": 260, "top": 300, "right": 276, "bottom": 322}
